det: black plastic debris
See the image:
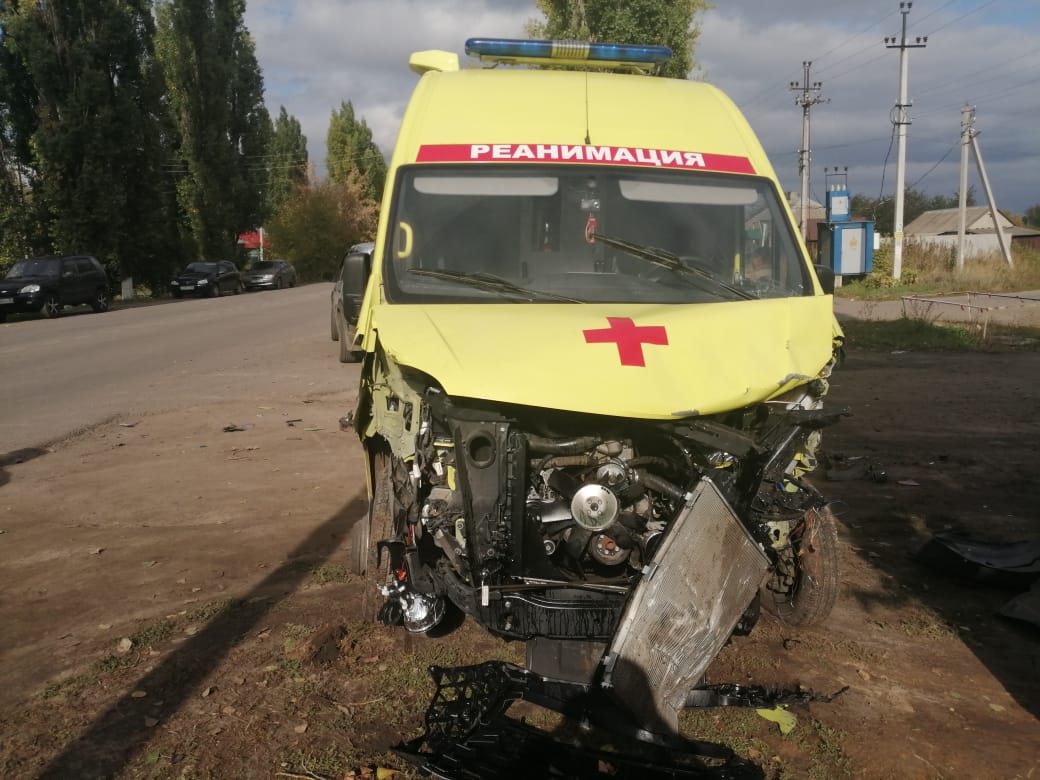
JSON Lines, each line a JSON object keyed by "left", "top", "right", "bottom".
{"left": 396, "top": 662, "right": 764, "bottom": 779}
{"left": 999, "top": 581, "right": 1040, "bottom": 630}
{"left": 684, "top": 683, "right": 848, "bottom": 709}
{"left": 915, "top": 533, "right": 1040, "bottom": 589}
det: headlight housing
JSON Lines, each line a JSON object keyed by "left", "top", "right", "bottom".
{"left": 20, "top": 283, "right": 40, "bottom": 294}
{"left": 197, "top": 278, "right": 209, "bottom": 285}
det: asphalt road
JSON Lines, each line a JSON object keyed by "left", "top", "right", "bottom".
{"left": 0, "top": 284, "right": 356, "bottom": 453}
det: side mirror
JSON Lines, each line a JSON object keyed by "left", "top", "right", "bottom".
{"left": 341, "top": 251, "right": 372, "bottom": 323}
{"left": 813, "top": 263, "right": 836, "bottom": 295}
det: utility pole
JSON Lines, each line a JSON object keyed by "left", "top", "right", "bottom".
{"left": 790, "top": 61, "right": 827, "bottom": 241}
{"left": 885, "top": 2, "right": 927, "bottom": 281}
{"left": 968, "top": 112, "right": 1014, "bottom": 268}
{"left": 957, "top": 104, "right": 971, "bottom": 269}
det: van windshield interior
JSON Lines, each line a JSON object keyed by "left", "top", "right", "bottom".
{"left": 384, "top": 165, "right": 811, "bottom": 304}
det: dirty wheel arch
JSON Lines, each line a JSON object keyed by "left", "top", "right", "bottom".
{"left": 352, "top": 443, "right": 391, "bottom": 579}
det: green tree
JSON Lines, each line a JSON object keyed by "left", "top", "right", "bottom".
{"left": 265, "top": 172, "right": 377, "bottom": 281}
{"left": 326, "top": 101, "right": 386, "bottom": 202}
{"left": 1, "top": 0, "right": 170, "bottom": 279}
{"left": 851, "top": 187, "right": 976, "bottom": 235}
{"left": 156, "top": 0, "right": 270, "bottom": 259}
{"left": 527, "top": 0, "right": 709, "bottom": 79}
{"left": 1023, "top": 204, "right": 1040, "bottom": 229}
{"left": 265, "top": 106, "right": 308, "bottom": 215}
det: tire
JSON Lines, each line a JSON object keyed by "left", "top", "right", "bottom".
{"left": 0, "top": 312, "right": 7, "bottom": 323}
{"left": 330, "top": 308, "right": 339, "bottom": 341}
{"left": 209, "top": 283, "right": 220, "bottom": 298}
{"left": 90, "top": 288, "right": 110, "bottom": 313}
{"left": 41, "top": 294, "right": 62, "bottom": 318}
{"left": 351, "top": 446, "right": 395, "bottom": 579}
{"left": 761, "top": 504, "right": 840, "bottom": 626}
{"left": 235, "top": 281, "right": 243, "bottom": 295}
{"left": 337, "top": 315, "right": 361, "bottom": 363}
{"left": 173, "top": 290, "right": 182, "bottom": 299}
{"left": 275, "top": 278, "right": 283, "bottom": 290}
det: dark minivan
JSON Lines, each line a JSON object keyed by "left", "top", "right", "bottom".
{"left": 0, "top": 255, "right": 110, "bottom": 322}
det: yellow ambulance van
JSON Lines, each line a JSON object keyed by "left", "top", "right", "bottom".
{"left": 344, "top": 38, "right": 843, "bottom": 732}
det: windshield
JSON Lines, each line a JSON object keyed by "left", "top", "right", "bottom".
{"left": 384, "top": 166, "right": 811, "bottom": 304}
{"left": 7, "top": 257, "right": 60, "bottom": 279}
{"left": 185, "top": 262, "right": 217, "bottom": 273}
{"left": 252, "top": 261, "right": 276, "bottom": 271}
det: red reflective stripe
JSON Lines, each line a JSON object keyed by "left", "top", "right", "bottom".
{"left": 583, "top": 317, "right": 668, "bottom": 367}
{"left": 416, "top": 144, "right": 754, "bottom": 174}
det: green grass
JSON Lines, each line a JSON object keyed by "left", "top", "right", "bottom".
{"left": 185, "top": 597, "right": 237, "bottom": 622}
{"left": 311, "top": 563, "right": 351, "bottom": 584}
{"left": 837, "top": 242, "right": 1040, "bottom": 300}
{"left": 840, "top": 318, "right": 1040, "bottom": 352}
{"left": 129, "top": 618, "right": 177, "bottom": 648}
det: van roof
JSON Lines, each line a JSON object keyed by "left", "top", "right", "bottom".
{"left": 391, "top": 68, "right": 776, "bottom": 181}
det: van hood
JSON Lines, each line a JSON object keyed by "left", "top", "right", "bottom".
{"left": 369, "top": 297, "right": 835, "bottom": 419}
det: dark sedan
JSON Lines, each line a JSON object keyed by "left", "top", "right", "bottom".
{"left": 171, "top": 261, "right": 242, "bottom": 298}
{"left": 0, "top": 255, "right": 110, "bottom": 322}
{"left": 243, "top": 259, "right": 297, "bottom": 291}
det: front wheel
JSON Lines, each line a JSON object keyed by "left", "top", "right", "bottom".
{"left": 337, "top": 315, "right": 362, "bottom": 363}
{"left": 351, "top": 447, "right": 395, "bottom": 579}
{"left": 761, "top": 505, "right": 841, "bottom": 626}
{"left": 91, "top": 288, "right": 110, "bottom": 313}
{"left": 209, "top": 283, "right": 220, "bottom": 298}
{"left": 41, "top": 294, "right": 62, "bottom": 318}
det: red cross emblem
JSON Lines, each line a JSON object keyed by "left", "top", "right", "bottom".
{"left": 583, "top": 317, "right": 669, "bottom": 367}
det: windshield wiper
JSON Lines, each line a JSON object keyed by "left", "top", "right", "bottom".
{"left": 407, "top": 268, "right": 584, "bottom": 303}
{"left": 591, "top": 232, "right": 753, "bottom": 301}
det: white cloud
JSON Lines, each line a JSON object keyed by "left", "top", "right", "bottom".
{"left": 246, "top": 0, "right": 1040, "bottom": 211}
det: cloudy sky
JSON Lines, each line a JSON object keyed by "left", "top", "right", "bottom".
{"left": 245, "top": 0, "right": 1039, "bottom": 213}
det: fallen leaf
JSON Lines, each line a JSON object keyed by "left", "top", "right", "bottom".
{"left": 303, "top": 426, "right": 323, "bottom": 432}
{"left": 294, "top": 722, "right": 308, "bottom": 734}
{"left": 257, "top": 406, "right": 274, "bottom": 410}
{"left": 131, "top": 690, "right": 147, "bottom": 699}
{"left": 89, "top": 547, "right": 105, "bottom": 555}
{"left": 756, "top": 706, "right": 797, "bottom": 735}
{"left": 988, "top": 703, "right": 1006, "bottom": 713}
{"left": 97, "top": 623, "right": 112, "bottom": 630}
{"left": 201, "top": 686, "right": 215, "bottom": 698}
{"left": 144, "top": 717, "right": 159, "bottom": 728}
{"left": 117, "top": 637, "right": 134, "bottom": 654}
{"left": 897, "top": 479, "right": 921, "bottom": 487}
{"left": 375, "top": 769, "right": 399, "bottom": 780}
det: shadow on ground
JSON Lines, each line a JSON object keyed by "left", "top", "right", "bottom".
{"left": 825, "top": 350, "right": 1040, "bottom": 720}
{"left": 37, "top": 493, "right": 367, "bottom": 779}
{"left": 0, "top": 448, "right": 48, "bottom": 489}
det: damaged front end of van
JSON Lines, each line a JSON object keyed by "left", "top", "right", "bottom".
{"left": 346, "top": 39, "right": 846, "bottom": 738}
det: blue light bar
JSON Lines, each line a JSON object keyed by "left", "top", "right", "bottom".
{"left": 465, "top": 37, "right": 672, "bottom": 66}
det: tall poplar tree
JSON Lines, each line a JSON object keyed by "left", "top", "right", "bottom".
{"left": 326, "top": 101, "right": 386, "bottom": 202}
{"left": 0, "top": 0, "right": 169, "bottom": 277}
{"left": 156, "top": 0, "right": 270, "bottom": 258}
{"left": 265, "top": 106, "right": 308, "bottom": 215}
{"left": 529, "top": 0, "right": 709, "bottom": 79}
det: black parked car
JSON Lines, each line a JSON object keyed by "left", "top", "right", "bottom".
{"left": 330, "top": 242, "right": 373, "bottom": 363}
{"left": 243, "top": 259, "right": 297, "bottom": 291}
{"left": 171, "top": 261, "right": 242, "bottom": 298}
{"left": 0, "top": 255, "right": 110, "bottom": 322}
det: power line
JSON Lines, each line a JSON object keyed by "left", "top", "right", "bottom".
{"left": 808, "top": 6, "right": 900, "bottom": 66}
{"left": 923, "top": 0, "right": 998, "bottom": 36}
{"left": 907, "top": 140, "right": 957, "bottom": 189}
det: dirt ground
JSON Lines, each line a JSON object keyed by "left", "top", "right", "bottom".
{"left": 1, "top": 348, "right": 1038, "bottom": 779}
